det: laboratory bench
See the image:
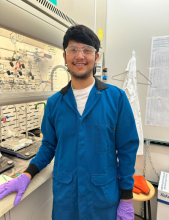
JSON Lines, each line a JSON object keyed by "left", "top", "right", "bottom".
{"left": 0, "top": 153, "right": 54, "bottom": 220}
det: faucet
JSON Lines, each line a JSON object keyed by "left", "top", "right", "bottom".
{"left": 35, "top": 102, "right": 46, "bottom": 111}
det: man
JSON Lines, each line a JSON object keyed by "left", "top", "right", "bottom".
{"left": 0, "top": 25, "right": 139, "bottom": 220}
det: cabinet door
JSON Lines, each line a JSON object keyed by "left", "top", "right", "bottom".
{"left": 28, "top": 197, "right": 53, "bottom": 220}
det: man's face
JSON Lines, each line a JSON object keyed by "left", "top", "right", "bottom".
{"left": 63, "top": 40, "right": 99, "bottom": 80}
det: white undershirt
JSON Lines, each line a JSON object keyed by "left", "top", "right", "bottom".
{"left": 72, "top": 78, "right": 95, "bottom": 116}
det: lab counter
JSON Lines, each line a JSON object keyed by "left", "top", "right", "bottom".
{"left": 0, "top": 154, "right": 54, "bottom": 220}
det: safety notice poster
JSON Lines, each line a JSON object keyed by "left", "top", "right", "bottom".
{"left": 145, "top": 36, "right": 169, "bottom": 127}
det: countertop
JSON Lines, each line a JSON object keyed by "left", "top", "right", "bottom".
{"left": 0, "top": 152, "right": 54, "bottom": 217}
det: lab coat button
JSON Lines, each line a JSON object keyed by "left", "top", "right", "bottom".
{"left": 97, "top": 92, "right": 100, "bottom": 94}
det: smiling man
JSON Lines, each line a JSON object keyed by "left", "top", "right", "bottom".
{"left": 64, "top": 41, "right": 98, "bottom": 80}
{"left": 0, "top": 25, "right": 139, "bottom": 220}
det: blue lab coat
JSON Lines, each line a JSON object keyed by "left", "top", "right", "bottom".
{"left": 29, "top": 77, "right": 139, "bottom": 220}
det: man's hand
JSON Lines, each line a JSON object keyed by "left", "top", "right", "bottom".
{"left": 23, "top": 172, "right": 32, "bottom": 180}
{"left": 0, "top": 174, "right": 31, "bottom": 206}
{"left": 116, "top": 199, "right": 134, "bottom": 220}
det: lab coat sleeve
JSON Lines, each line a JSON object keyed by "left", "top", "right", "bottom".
{"left": 115, "top": 90, "right": 139, "bottom": 199}
{"left": 24, "top": 98, "right": 57, "bottom": 178}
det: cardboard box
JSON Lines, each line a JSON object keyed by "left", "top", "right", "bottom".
{"left": 157, "top": 171, "right": 169, "bottom": 220}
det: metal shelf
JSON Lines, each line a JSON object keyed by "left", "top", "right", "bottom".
{"left": 144, "top": 139, "right": 169, "bottom": 147}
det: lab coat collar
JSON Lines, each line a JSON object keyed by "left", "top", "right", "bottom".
{"left": 62, "top": 82, "right": 102, "bottom": 119}
{"left": 60, "top": 76, "right": 108, "bottom": 95}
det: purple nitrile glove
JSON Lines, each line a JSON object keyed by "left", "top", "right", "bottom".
{"left": 0, "top": 174, "right": 31, "bottom": 206}
{"left": 116, "top": 200, "right": 134, "bottom": 220}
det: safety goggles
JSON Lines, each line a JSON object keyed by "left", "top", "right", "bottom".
{"left": 65, "top": 45, "right": 96, "bottom": 56}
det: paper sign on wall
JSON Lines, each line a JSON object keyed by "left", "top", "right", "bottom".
{"left": 145, "top": 36, "right": 169, "bottom": 127}
{"left": 49, "top": 0, "right": 57, "bottom": 6}
{"left": 99, "top": 28, "right": 103, "bottom": 40}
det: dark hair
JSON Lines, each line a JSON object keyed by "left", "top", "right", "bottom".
{"left": 63, "top": 25, "right": 100, "bottom": 53}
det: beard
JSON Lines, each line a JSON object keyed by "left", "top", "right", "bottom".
{"left": 69, "top": 67, "right": 94, "bottom": 80}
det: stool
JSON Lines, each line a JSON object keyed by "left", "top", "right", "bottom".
{"left": 133, "top": 181, "right": 155, "bottom": 220}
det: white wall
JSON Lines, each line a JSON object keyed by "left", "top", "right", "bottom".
{"left": 105, "top": 1, "right": 169, "bottom": 219}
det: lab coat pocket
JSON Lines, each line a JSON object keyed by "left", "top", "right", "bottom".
{"left": 53, "top": 171, "right": 73, "bottom": 210}
{"left": 91, "top": 167, "right": 119, "bottom": 209}
{"left": 96, "top": 124, "right": 115, "bottom": 153}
